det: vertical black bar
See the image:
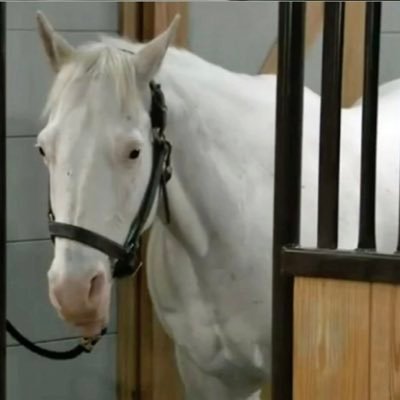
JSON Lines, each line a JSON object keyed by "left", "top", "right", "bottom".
{"left": 359, "top": 3, "right": 381, "bottom": 250}
{"left": 317, "top": 2, "right": 345, "bottom": 249}
{"left": 0, "top": 3, "right": 5, "bottom": 400}
{"left": 272, "top": 3, "right": 305, "bottom": 400}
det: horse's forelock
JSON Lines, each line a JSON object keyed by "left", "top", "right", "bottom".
{"left": 43, "top": 37, "right": 140, "bottom": 119}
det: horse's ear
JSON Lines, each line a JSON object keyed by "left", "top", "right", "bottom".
{"left": 134, "top": 14, "right": 180, "bottom": 84}
{"left": 36, "top": 11, "right": 75, "bottom": 72}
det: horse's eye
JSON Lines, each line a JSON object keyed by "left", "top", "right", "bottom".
{"left": 129, "top": 149, "right": 141, "bottom": 160}
{"left": 38, "top": 146, "right": 45, "bottom": 157}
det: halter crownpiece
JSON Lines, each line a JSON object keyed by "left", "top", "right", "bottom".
{"left": 48, "top": 81, "right": 172, "bottom": 279}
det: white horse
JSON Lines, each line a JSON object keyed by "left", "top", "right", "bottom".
{"left": 35, "top": 12, "right": 400, "bottom": 400}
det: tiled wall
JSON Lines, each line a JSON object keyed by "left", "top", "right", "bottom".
{"left": 6, "top": 3, "right": 118, "bottom": 399}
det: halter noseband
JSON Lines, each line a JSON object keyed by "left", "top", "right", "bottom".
{"left": 48, "top": 81, "right": 172, "bottom": 279}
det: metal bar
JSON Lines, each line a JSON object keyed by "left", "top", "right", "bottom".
{"left": 358, "top": 2, "right": 381, "bottom": 250}
{"left": 282, "top": 246, "right": 400, "bottom": 284}
{"left": 0, "top": 3, "right": 5, "bottom": 400}
{"left": 317, "top": 2, "right": 345, "bottom": 248}
{"left": 272, "top": 3, "right": 305, "bottom": 399}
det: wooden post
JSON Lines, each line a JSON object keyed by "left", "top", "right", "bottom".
{"left": 117, "top": 3, "right": 187, "bottom": 400}
{"left": 341, "top": 2, "right": 366, "bottom": 107}
{"left": 117, "top": 5, "right": 141, "bottom": 400}
{"left": 260, "top": 2, "right": 324, "bottom": 75}
{"left": 140, "top": 2, "right": 188, "bottom": 46}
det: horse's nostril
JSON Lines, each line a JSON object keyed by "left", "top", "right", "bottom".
{"left": 88, "top": 272, "right": 105, "bottom": 301}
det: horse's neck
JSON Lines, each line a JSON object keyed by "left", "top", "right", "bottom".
{"left": 152, "top": 49, "right": 277, "bottom": 257}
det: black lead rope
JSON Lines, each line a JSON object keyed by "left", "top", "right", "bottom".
{"left": 6, "top": 321, "right": 106, "bottom": 360}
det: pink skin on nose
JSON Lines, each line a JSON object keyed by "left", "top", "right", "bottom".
{"left": 49, "top": 270, "right": 111, "bottom": 337}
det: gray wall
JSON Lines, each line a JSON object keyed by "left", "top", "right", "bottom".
{"left": 189, "top": 2, "right": 278, "bottom": 75}
{"left": 189, "top": 1, "right": 400, "bottom": 94}
{"left": 6, "top": 3, "right": 118, "bottom": 400}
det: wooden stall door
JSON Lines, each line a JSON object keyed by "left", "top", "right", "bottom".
{"left": 291, "top": 3, "right": 387, "bottom": 399}
{"left": 294, "top": 278, "right": 400, "bottom": 400}
{"left": 293, "top": 278, "right": 371, "bottom": 400}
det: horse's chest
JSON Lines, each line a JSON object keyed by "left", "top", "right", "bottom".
{"left": 146, "top": 223, "right": 223, "bottom": 366}
{"left": 145, "top": 221, "right": 268, "bottom": 375}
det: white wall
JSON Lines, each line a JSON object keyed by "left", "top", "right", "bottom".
{"left": 189, "top": 2, "right": 400, "bottom": 94}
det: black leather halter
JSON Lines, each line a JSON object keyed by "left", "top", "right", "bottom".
{"left": 47, "top": 81, "right": 172, "bottom": 279}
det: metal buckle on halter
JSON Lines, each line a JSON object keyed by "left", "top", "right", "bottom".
{"left": 79, "top": 327, "right": 107, "bottom": 353}
{"left": 80, "top": 335, "right": 101, "bottom": 353}
{"left": 111, "top": 242, "right": 143, "bottom": 279}
{"left": 164, "top": 141, "right": 173, "bottom": 182}
{"left": 154, "top": 134, "right": 172, "bottom": 183}
{"left": 150, "top": 82, "right": 167, "bottom": 130}
{"left": 125, "top": 242, "right": 143, "bottom": 276}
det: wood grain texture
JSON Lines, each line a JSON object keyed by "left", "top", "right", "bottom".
{"left": 117, "top": 276, "right": 139, "bottom": 400}
{"left": 117, "top": 4, "right": 140, "bottom": 400}
{"left": 370, "top": 284, "right": 400, "bottom": 400}
{"left": 152, "top": 316, "right": 184, "bottom": 400}
{"left": 118, "top": 3, "right": 187, "bottom": 399}
{"left": 261, "top": 2, "right": 323, "bottom": 74}
{"left": 138, "top": 263, "right": 155, "bottom": 400}
{"left": 138, "top": 4, "right": 187, "bottom": 399}
{"left": 293, "top": 277, "right": 370, "bottom": 400}
{"left": 141, "top": 2, "right": 188, "bottom": 47}
{"left": 261, "top": 383, "right": 271, "bottom": 400}
{"left": 341, "top": 2, "right": 366, "bottom": 107}
{"left": 119, "top": 2, "right": 140, "bottom": 41}
{"left": 137, "top": 257, "right": 185, "bottom": 400}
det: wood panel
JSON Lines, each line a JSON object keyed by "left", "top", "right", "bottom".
{"left": 293, "top": 277, "right": 370, "bottom": 400}
{"left": 117, "top": 275, "right": 139, "bottom": 400}
{"left": 260, "top": 2, "right": 324, "bottom": 74}
{"left": 138, "top": 264, "right": 155, "bottom": 400}
{"left": 138, "top": 5, "right": 187, "bottom": 399}
{"left": 152, "top": 316, "right": 184, "bottom": 400}
{"left": 341, "top": 2, "right": 366, "bottom": 107}
{"left": 117, "top": 4, "right": 140, "bottom": 400}
{"left": 141, "top": 2, "right": 188, "bottom": 47}
{"left": 119, "top": 2, "right": 140, "bottom": 41}
{"left": 118, "top": 3, "right": 187, "bottom": 400}
{"left": 261, "top": 383, "right": 271, "bottom": 400}
{"left": 370, "top": 284, "right": 400, "bottom": 400}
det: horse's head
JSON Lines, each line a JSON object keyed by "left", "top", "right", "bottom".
{"left": 36, "top": 12, "right": 179, "bottom": 337}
